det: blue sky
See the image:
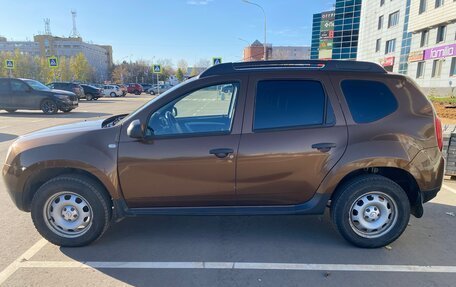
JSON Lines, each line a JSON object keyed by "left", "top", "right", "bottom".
{"left": 0, "top": 0, "right": 332, "bottom": 66}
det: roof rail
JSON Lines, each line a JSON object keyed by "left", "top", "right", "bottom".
{"left": 200, "top": 60, "right": 386, "bottom": 77}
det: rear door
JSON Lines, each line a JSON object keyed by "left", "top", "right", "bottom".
{"left": 0, "top": 79, "right": 11, "bottom": 108}
{"left": 236, "top": 71, "right": 348, "bottom": 205}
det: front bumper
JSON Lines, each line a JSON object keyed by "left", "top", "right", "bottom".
{"left": 2, "top": 163, "right": 27, "bottom": 211}
{"left": 56, "top": 99, "right": 78, "bottom": 109}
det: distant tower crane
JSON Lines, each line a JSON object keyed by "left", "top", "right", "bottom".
{"left": 69, "top": 10, "right": 80, "bottom": 38}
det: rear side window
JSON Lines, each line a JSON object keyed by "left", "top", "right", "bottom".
{"left": 341, "top": 80, "right": 398, "bottom": 123}
{"left": 254, "top": 80, "right": 326, "bottom": 130}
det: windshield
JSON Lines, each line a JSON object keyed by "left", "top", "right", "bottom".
{"left": 24, "top": 79, "right": 51, "bottom": 91}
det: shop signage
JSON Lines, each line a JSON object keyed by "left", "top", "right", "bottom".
{"left": 424, "top": 43, "right": 456, "bottom": 60}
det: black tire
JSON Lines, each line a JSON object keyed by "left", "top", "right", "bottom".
{"left": 60, "top": 107, "right": 73, "bottom": 113}
{"left": 86, "top": 94, "right": 93, "bottom": 101}
{"left": 135, "top": 90, "right": 140, "bottom": 95}
{"left": 5, "top": 109, "right": 17, "bottom": 113}
{"left": 330, "top": 174, "right": 410, "bottom": 248}
{"left": 40, "top": 99, "right": 58, "bottom": 114}
{"left": 31, "top": 175, "right": 112, "bottom": 247}
{"left": 110, "top": 92, "right": 116, "bottom": 97}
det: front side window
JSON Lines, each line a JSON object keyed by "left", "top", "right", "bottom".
{"left": 341, "top": 80, "right": 398, "bottom": 123}
{"left": 253, "top": 80, "right": 327, "bottom": 130}
{"left": 10, "top": 80, "right": 29, "bottom": 92}
{"left": 148, "top": 83, "right": 238, "bottom": 136}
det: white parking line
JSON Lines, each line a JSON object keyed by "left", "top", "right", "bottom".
{"left": 442, "top": 184, "right": 456, "bottom": 195}
{"left": 0, "top": 238, "right": 47, "bottom": 285}
{"left": 16, "top": 261, "right": 456, "bottom": 273}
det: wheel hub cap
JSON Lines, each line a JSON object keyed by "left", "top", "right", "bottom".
{"left": 44, "top": 192, "right": 93, "bottom": 238}
{"left": 349, "top": 192, "right": 398, "bottom": 239}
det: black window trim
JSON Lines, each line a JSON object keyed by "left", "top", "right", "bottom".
{"left": 252, "top": 79, "right": 335, "bottom": 133}
{"left": 145, "top": 81, "right": 241, "bottom": 140}
{"left": 339, "top": 79, "right": 399, "bottom": 124}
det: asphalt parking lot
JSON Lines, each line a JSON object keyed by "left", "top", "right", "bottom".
{"left": 0, "top": 94, "right": 455, "bottom": 286}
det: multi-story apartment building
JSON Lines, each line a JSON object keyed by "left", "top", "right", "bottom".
{"left": 0, "top": 35, "right": 113, "bottom": 82}
{"left": 407, "top": 0, "right": 456, "bottom": 96}
{"left": 357, "top": 0, "right": 412, "bottom": 73}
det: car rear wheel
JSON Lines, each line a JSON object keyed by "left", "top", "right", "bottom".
{"left": 31, "top": 175, "right": 112, "bottom": 247}
{"left": 330, "top": 174, "right": 410, "bottom": 248}
{"left": 110, "top": 92, "right": 116, "bottom": 97}
{"left": 5, "top": 109, "right": 17, "bottom": 113}
{"left": 40, "top": 100, "right": 58, "bottom": 114}
{"left": 135, "top": 91, "right": 140, "bottom": 95}
{"left": 86, "top": 94, "right": 93, "bottom": 101}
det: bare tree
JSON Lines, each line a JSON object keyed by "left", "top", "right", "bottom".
{"left": 177, "top": 59, "right": 188, "bottom": 74}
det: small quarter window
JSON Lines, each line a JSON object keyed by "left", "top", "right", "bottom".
{"left": 341, "top": 80, "right": 398, "bottom": 123}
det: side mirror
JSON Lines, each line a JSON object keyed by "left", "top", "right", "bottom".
{"left": 127, "top": 119, "right": 144, "bottom": 139}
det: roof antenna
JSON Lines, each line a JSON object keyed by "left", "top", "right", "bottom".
{"left": 44, "top": 18, "right": 52, "bottom": 35}
{"left": 69, "top": 10, "right": 80, "bottom": 38}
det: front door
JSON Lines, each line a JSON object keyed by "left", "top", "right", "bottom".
{"left": 10, "top": 79, "right": 35, "bottom": 108}
{"left": 236, "top": 72, "right": 348, "bottom": 205}
{"left": 118, "top": 79, "right": 246, "bottom": 207}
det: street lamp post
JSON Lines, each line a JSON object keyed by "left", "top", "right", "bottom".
{"left": 242, "top": 0, "right": 267, "bottom": 61}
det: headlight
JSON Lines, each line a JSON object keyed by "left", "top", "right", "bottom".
{"left": 54, "top": 94, "right": 70, "bottom": 101}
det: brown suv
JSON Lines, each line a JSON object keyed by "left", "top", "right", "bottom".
{"left": 2, "top": 60, "right": 444, "bottom": 248}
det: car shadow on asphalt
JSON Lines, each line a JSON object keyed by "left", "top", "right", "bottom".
{"left": 0, "top": 111, "right": 112, "bottom": 118}
{"left": 0, "top": 133, "right": 18, "bottom": 143}
{"left": 56, "top": 201, "right": 456, "bottom": 286}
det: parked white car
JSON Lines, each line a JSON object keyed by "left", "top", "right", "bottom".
{"left": 102, "top": 85, "right": 123, "bottom": 97}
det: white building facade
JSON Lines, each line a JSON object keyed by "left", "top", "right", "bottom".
{"left": 407, "top": 0, "right": 456, "bottom": 96}
{"left": 357, "top": 0, "right": 412, "bottom": 73}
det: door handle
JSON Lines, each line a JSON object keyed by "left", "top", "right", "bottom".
{"left": 311, "top": 143, "right": 336, "bottom": 152}
{"left": 209, "top": 148, "right": 234, "bottom": 159}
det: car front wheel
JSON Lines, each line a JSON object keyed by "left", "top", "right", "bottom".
{"left": 331, "top": 174, "right": 410, "bottom": 248}
{"left": 31, "top": 175, "right": 112, "bottom": 247}
{"left": 41, "top": 100, "right": 58, "bottom": 114}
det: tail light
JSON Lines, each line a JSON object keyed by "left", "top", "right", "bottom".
{"left": 435, "top": 116, "right": 443, "bottom": 151}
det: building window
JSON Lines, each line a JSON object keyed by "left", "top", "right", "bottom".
{"left": 419, "top": 0, "right": 427, "bottom": 13}
{"left": 450, "top": 58, "right": 456, "bottom": 76}
{"left": 420, "top": 30, "right": 429, "bottom": 47}
{"left": 436, "top": 25, "right": 446, "bottom": 43}
{"left": 417, "top": 62, "right": 425, "bottom": 78}
{"left": 432, "top": 59, "right": 443, "bottom": 78}
{"left": 385, "top": 39, "right": 396, "bottom": 54}
{"left": 378, "top": 15, "right": 384, "bottom": 30}
{"left": 380, "top": 0, "right": 385, "bottom": 6}
{"left": 376, "top": 39, "right": 381, "bottom": 52}
{"left": 435, "top": 0, "right": 444, "bottom": 8}
{"left": 388, "top": 11, "right": 400, "bottom": 28}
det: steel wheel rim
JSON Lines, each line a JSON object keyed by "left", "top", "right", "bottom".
{"left": 43, "top": 192, "right": 93, "bottom": 238}
{"left": 348, "top": 191, "right": 398, "bottom": 238}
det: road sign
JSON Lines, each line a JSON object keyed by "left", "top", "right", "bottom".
{"left": 48, "top": 57, "right": 58, "bottom": 68}
{"left": 5, "top": 59, "right": 14, "bottom": 69}
{"left": 153, "top": 64, "right": 162, "bottom": 74}
{"left": 213, "top": 57, "right": 222, "bottom": 65}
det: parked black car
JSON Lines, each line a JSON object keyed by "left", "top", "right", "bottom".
{"left": 47, "top": 82, "right": 85, "bottom": 99}
{"left": 140, "top": 83, "right": 153, "bottom": 93}
{"left": 80, "top": 84, "right": 103, "bottom": 101}
{"left": 0, "top": 78, "right": 78, "bottom": 114}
